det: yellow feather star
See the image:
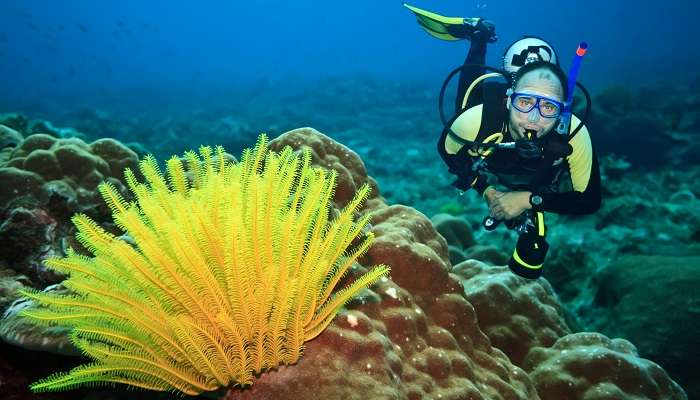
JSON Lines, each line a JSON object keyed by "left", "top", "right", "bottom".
{"left": 19, "top": 134, "right": 390, "bottom": 395}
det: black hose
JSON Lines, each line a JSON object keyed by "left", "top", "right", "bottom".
{"left": 438, "top": 64, "right": 508, "bottom": 126}
{"left": 569, "top": 81, "right": 592, "bottom": 138}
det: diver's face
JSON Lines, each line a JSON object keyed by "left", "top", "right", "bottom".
{"left": 508, "top": 70, "right": 564, "bottom": 139}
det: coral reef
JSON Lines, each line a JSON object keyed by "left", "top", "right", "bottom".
{"left": 222, "top": 129, "right": 540, "bottom": 399}
{"left": 523, "top": 332, "right": 687, "bottom": 400}
{"left": 452, "top": 260, "right": 572, "bottom": 367}
{"left": 0, "top": 132, "right": 141, "bottom": 286}
{"left": 267, "top": 127, "right": 383, "bottom": 209}
{"left": 0, "top": 116, "right": 692, "bottom": 399}
{"left": 1, "top": 133, "right": 139, "bottom": 209}
{"left": 431, "top": 213, "right": 509, "bottom": 267}
{"left": 16, "top": 136, "right": 389, "bottom": 395}
{"left": 592, "top": 255, "right": 700, "bottom": 399}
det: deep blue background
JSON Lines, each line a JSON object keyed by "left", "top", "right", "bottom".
{"left": 1, "top": 0, "right": 697, "bottom": 114}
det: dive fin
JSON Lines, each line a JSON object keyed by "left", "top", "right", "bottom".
{"left": 403, "top": 3, "right": 480, "bottom": 41}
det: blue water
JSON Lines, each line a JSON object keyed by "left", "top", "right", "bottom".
{"left": 1, "top": 2, "right": 699, "bottom": 399}
{"left": 1, "top": 0, "right": 698, "bottom": 115}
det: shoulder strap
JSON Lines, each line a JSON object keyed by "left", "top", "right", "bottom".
{"left": 478, "top": 81, "right": 508, "bottom": 141}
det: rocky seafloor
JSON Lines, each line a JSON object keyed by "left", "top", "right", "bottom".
{"left": 0, "top": 78, "right": 698, "bottom": 399}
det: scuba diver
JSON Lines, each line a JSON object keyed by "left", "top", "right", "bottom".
{"left": 404, "top": 3, "right": 601, "bottom": 279}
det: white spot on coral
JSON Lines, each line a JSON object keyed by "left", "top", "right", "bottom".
{"left": 366, "top": 363, "right": 372, "bottom": 369}
{"left": 347, "top": 314, "right": 359, "bottom": 328}
{"left": 415, "top": 308, "right": 422, "bottom": 314}
{"left": 385, "top": 287, "right": 398, "bottom": 299}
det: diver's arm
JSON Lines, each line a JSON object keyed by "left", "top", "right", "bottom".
{"left": 531, "top": 128, "right": 602, "bottom": 215}
{"left": 437, "top": 105, "right": 490, "bottom": 194}
{"left": 437, "top": 136, "right": 490, "bottom": 194}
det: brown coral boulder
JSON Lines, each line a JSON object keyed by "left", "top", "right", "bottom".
{"left": 225, "top": 277, "right": 539, "bottom": 400}
{"left": 225, "top": 128, "right": 540, "bottom": 399}
{"left": 522, "top": 332, "right": 687, "bottom": 400}
{"left": 452, "top": 260, "right": 571, "bottom": 367}
{"left": 363, "top": 205, "right": 457, "bottom": 304}
{"left": 431, "top": 213, "right": 477, "bottom": 266}
{"left": 268, "top": 127, "right": 383, "bottom": 209}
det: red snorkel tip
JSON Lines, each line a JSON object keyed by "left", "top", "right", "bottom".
{"left": 576, "top": 42, "right": 588, "bottom": 56}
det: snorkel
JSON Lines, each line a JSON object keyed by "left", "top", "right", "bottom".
{"left": 556, "top": 42, "right": 588, "bottom": 135}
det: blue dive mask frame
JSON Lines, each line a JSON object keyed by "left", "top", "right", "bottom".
{"left": 510, "top": 92, "right": 564, "bottom": 118}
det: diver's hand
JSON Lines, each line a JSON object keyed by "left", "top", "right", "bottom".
{"left": 488, "top": 191, "right": 531, "bottom": 220}
{"left": 484, "top": 187, "right": 505, "bottom": 218}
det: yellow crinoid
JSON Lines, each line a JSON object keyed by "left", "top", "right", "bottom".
{"left": 19, "top": 134, "right": 390, "bottom": 395}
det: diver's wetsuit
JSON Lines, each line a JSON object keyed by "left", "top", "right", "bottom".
{"left": 439, "top": 41, "right": 601, "bottom": 216}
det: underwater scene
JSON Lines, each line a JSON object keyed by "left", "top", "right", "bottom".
{"left": 1, "top": 1, "right": 698, "bottom": 399}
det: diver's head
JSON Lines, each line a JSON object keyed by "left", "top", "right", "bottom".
{"left": 503, "top": 36, "right": 559, "bottom": 75}
{"left": 507, "top": 61, "right": 568, "bottom": 140}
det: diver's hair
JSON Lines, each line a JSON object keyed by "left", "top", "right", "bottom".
{"left": 512, "top": 61, "right": 568, "bottom": 99}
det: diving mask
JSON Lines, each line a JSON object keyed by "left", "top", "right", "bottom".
{"left": 511, "top": 92, "right": 563, "bottom": 118}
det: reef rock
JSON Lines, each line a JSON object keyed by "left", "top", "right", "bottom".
{"left": 523, "top": 332, "right": 687, "bottom": 400}
{"left": 0, "top": 126, "right": 689, "bottom": 399}
{"left": 593, "top": 255, "right": 700, "bottom": 399}
{"left": 453, "top": 259, "right": 572, "bottom": 367}
{"left": 225, "top": 128, "right": 539, "bottom": 399}
{"left": 1, "top": 134, "right": 138, "bottom": 210}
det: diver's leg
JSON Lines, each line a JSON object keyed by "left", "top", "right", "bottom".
{"left": 455, "top": 39, "right": 487, "bottom": 113}
{"left": 508, "top": 212, "right": 548, "bottom": 279}
{"left": 454, "top": 20, "right": 497, "bottom": 113}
